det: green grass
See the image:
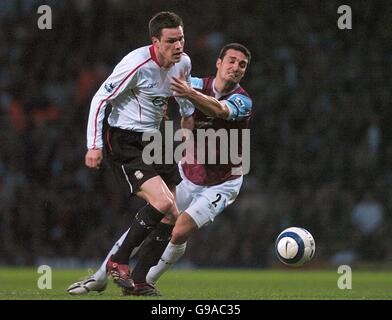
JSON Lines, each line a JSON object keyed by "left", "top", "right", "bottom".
{"left": 0, "top": 267, "right": 391, "bottom": 300}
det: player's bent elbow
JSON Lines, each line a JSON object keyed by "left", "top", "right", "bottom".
{"left": 214, "top": 108, "right": 229, "bottom": 119}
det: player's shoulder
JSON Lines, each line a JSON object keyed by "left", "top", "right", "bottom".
{"left": 228, "top": 86, "right": 252, "bottom": 106}
{"left": 122, "top": 45, "right": 151, "bottom": 63}
{"left": 181, "top": 51, "right": 191, "bottom": 60}
{"left": 190, "top": 76, "right": 214, "bottom": 91}
{"left": 114, "top": 45, "right": 153, "bottom": 72}
{"left": 225, "top": 86, "right": 253, "bottom": 115}
{"left": 235, "top": 85, "right": 251, "bottom": 100}
{"left": 179, "top": 52, "right": 192, "bottom": 67}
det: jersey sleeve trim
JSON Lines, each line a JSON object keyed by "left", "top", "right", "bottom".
{"left": 223, "top": 94, "right": 252, "bottom": 121}
{"left": 190, "top": 77, "right": 204, "bottom": 90}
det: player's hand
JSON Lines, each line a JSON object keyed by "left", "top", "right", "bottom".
{"left": 85, "top": 149, "right": 103, "bottom": 169}
{"left": 171, "top": 70, "right": 192, "bottom": 97}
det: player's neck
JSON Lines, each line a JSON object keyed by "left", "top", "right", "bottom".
{"left": 214, "top": 77, "right": 238, "bottom": 96}
{"left": 153, "top": 46, "right": 173, "bottom": 69}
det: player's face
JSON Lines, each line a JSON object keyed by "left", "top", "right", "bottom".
{"left": 153, "top": 26, "right": 185, "bottom": 67}
{"left": 216, "top": 49, "right": 248, "bottom": 84}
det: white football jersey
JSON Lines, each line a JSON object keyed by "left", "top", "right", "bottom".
{"left": 87, "top": 45, "right": 192, "bottom": 149}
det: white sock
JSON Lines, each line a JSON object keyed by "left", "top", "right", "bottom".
{"left": 94, "top": 228, "right": 143, "bottom": 282}
{"left": 146, "top": 242, "right": 187, "bottom": 285}
{"left": 94, "top": 228, "right": 130, "bottom": 282}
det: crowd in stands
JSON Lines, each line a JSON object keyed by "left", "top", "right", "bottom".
{"left": 0, "top": 0, "right": 391, "bottom": 267}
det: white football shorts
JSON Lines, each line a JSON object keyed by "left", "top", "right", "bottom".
{"left": 176, "top": 163, "right": 243, "bottom": 228}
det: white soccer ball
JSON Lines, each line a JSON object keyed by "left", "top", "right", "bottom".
{"left": 275, "top": 227, "right": 315, "bottom": 266}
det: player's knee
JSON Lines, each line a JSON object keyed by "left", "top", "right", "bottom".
{"left": 153, "top": 197, "right": 174, "bottom": 214}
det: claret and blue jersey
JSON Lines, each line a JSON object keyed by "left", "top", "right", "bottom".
{"left": 181, "top": 76, "right": 253, "bottom": 186}
{"left": 190, "top": 76, "right": 252, "bottom": 122}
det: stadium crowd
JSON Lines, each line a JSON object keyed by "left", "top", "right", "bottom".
{"left": 0, "top": 0, "right": 391, "bottom": 267}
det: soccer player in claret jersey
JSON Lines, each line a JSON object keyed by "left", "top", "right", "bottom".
{"left": 68, "top": 43, "right": 252, "bottom": 296}
{"left": 82, "top": 11, "right": 192, "bottom": 295}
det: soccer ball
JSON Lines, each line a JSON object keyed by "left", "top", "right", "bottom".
{"left": 275, "top": 227, "right": 315, "bottom": 266}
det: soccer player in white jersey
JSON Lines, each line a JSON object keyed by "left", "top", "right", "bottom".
{"left": 83, "top": 12, "right": 192, "bottom": 295}
{"left": 68, "top": 43, "right": 252, "bottom": 296}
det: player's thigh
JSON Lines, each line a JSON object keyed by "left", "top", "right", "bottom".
{"left": 137, "top": 175, "right": 175, "bottom": 213}
{"left": 175, "top": 179, "right": 198, "bottom": 212}
{"left": 106, "top": 127, "right": 159, "bottom": 195}
{"left": 185, "top": 176, "right": 243, "bottom": 228}
{"left": 154, "top": 162, "right": 182, "bottom": 192}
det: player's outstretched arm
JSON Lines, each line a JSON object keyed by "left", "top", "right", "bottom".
{"left": 171, "top": 76, "right": 229, "bottom": 119}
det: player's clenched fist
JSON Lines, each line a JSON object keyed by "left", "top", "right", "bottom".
{"left": 85, "top": 149, "right": 103, "bottom": 169}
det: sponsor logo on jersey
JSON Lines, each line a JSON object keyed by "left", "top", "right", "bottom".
{"left": 152, "top": 96, "right": 169, "bottom": 107}
{"left": 147, "top": 81, "right": 159, "bottom": 89}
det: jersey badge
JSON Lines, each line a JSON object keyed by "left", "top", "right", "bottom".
{"left": 234, "top": 96, "right": 245, "bottom": 108}
{"left": 134, "top": 170, "right": 144, "bottom": 180}
{"left": 104, "top": 82, "right": 115, "bottom": 93}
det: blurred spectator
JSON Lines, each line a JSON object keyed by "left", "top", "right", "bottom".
{"left": 351, "top": 192, "right": 384, "bottom": 236}
{"left": 367, "top": 114, "right": 382, "bottom": 158}
{"left": 351, "top": 192, "right": 386, "bottom": 260}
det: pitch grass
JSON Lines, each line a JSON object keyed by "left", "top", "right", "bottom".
{"left": 0, "top": 267, "right": 391, "bottom": 300}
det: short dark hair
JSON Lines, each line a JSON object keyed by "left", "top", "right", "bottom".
{"left": 219, "top": 43, "right": 251, "bottom": 64}
{"left": 149, "top": 12, "right": 184, "bottom": 39}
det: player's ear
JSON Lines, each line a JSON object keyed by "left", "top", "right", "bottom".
{"left": 216, "top": 58, "right": 222, "bottom": 69}
{"left": 151, "top": 36, "right": 159, "bottom": 46}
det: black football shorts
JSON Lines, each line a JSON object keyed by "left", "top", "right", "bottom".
{"left": 104, "top": 126, "right": 181, "bottom": 196}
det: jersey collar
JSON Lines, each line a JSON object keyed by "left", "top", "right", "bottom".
{"left": 149, "top": 45, "right": 162, "bottom": 67}
{"left": 212, "top": 78, "right": 240, "bottom": 99}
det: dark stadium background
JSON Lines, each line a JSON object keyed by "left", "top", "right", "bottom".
{"left": 0, "top": 0, "right": 391, "bottom": 270}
